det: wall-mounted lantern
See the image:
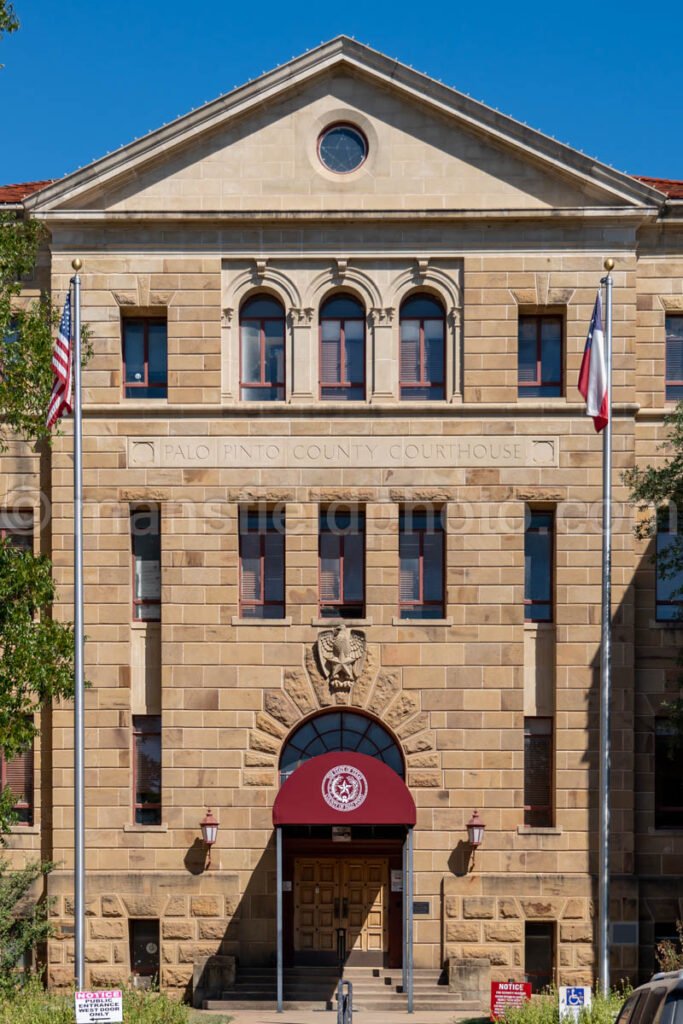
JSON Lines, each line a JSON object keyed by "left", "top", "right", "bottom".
{"left": 466, "top": 809, "right": 486, "bottom": 870}
{"left": 200, "top": 808, "right": 219, "bottom": 869}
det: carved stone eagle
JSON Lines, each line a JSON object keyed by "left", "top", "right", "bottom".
{"left": 316, "top": 624, "right": 366, "bottom": 693}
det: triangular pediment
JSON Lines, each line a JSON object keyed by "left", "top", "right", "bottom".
{"left": 26, "top": 38, "right": 663, "bottom": 216}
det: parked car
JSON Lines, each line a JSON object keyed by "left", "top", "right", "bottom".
{"left": 615, "top": 970, "right": 683, "bottom": 1024}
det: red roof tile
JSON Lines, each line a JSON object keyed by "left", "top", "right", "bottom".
{"left": 0, "top": 180, "right": 53, "bottom": 203}
{"left": 635, "top": 176, "right": 683, "bottom": 199}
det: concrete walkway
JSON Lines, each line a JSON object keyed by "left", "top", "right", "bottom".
{"left": 191, "top": 1009, "right": 484, "bottom": 1024}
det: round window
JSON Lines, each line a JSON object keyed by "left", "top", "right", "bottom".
{"left": 318, "top": 124, "right": 367, "bottom": 174}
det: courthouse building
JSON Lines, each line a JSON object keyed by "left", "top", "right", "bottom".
{"left": 2, "top": 36, "right": 683, "bottom": 1009}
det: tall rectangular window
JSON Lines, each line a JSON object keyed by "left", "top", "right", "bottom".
{"left": 319, "top": 508, "right": 365, "bottom": 618}
{"left": 524, "top": 510, "right": 553, "bottom": 622}
{"left": 524, "top": 717, "right": 553, "bottom": 827}
{"left": 518, "top": 315, "right": 563, "bottom": 397}
{"left": 131, "top": 510, "right": 160, "bottom": 621}
{"left": 0, "top": 510, "right": 33, "bottom": 551}
{"left": 656, "top": 507, "right": 683, "bottom": 621}
{"left": 129, "top": 919, "right": 160, "bottom": 979}
{"left": 399, "top": 509, "right": 445, "bottom": 619}
{"left": 133, "top": 715, "right": 161, "bottom": 825}
{"left": 0, "top": 745, "right": 34, "bottom": 826}
{"left": 654, "top": 719, "right": 683, "bottom": 829}
{"left": 123, "top": 318, "right": 167, "bottom": 399}
{"left": 525, "top": 922, "right": 555, "bottom": 991}
{"left": 665, "top": 314, "right": 683, "bottom": 401}
{"left": 239, "top": 509, "right": 285, "bottom": 618}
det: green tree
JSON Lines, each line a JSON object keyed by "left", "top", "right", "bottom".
{"left": 0, "top": 1, "right": 18, "bottom": 37}
{"left": 0, "top": 6, "right": 81, "bottom": 978}
{"left": 625, "top": 404, "right": 683, "bottom": 740}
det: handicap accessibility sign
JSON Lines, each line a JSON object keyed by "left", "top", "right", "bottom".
{"left": 560, "top": 986, "right": 592, "bottom": 1020}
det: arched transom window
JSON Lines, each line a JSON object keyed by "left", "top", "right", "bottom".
{"left": 399, "top": 293, "right": 445, "bottom": 400}
{"left": 280, "top": 711, "right": 404, "bottom": 783}
{"left": 240, "top": 294, "right": 285, "bottom": 401}
{"left": 319, "top": 293, "right": 366, "bottom": 400}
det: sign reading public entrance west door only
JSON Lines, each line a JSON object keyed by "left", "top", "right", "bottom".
{"left": 75, "top": 990, "right": 123, "bottom": 1023}
{"left": 490, "top": 981, "right": 532, "bottom": 1020}
{"left": 560, "top": 986, "right": 592, "bottom": 1020}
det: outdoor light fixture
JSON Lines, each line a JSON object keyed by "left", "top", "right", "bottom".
{"left": 466, "top": 809, "right": 486, "bottom": 869}
{"left": 200, "top": 808, "right": 219, "bottom": 869}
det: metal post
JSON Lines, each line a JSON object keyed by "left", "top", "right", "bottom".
{"left": 276, "top": 827, "right": 283, "bottom": 1012}
{"left": 598, "top": 263, "right": 614, "bottom": 996}
{"left": 407, "top": 826, "right": 414, "bottom": 1014}
{"left": 72, "top": 264, "right": 85, "bottom": 990}
{"left": 402, "top": 833, "right": 407, "bottom": 994}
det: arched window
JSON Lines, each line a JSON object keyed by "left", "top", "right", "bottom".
{"left": 399, "top": 293, "right": 445, "bottom": 400}
{"left": 319, "top": 293, "right": 365, "bottom": 400}
{"left": 280, "top": 711, "right": 403, "bottom": 782}
{"left": 240, "top": 294, "right": 285, "bottom": 401}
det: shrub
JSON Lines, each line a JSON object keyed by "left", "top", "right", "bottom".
{"left": 656, "top": 921, "right": 683, "bottom": 972}
{"left": 500, "top": 986, "right": 631, "bottom": 1024}
{"left": 0, "top": 859, "right": 53, "bottom": 993}
{"left": 0, "top": 980, "right": 191, "bottom": 1024}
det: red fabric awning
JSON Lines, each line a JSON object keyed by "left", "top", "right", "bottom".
{"left": 272, "top": 751, "right": 416, "bottom": 827}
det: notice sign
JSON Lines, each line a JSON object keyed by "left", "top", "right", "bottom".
{"left": 560, "top": 986, "right": 592, "bottom": 1021}
{"left": 491, "top": 981, "right": 532, "bottom": 1020}
{"left": 75, "top": 990, "right": 123, "bottom": 1023}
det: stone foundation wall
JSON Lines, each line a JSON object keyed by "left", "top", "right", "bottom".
{"left": 444, "top": 874, "right": 595, "bottom": 986}
{"left": 47, "top": 872, "right": 239, "bottom": 998}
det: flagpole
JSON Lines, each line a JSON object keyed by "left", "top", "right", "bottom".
{"left": 71, "top": 257, "right": 85, "bottom": 990}
{"left": 598, "top": 257, "right": 614, "bottom": 996}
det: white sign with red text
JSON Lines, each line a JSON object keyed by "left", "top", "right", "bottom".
{"left": 75, "top": 990, "right": 123, "bottom": 1023}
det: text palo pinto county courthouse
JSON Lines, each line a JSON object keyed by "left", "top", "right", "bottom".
{"left": 2, "top": 36, "right": 683, "bottom": 1011}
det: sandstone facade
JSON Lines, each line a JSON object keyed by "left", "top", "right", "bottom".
{"left": 2, "top": 37, "right": 682, "bottom": 1000}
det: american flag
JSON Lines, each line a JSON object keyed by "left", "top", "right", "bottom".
{"left": 46, "top": 293, "right": 73, "bottom": 428}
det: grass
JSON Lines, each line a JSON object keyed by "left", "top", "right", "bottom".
{"left": 0, "top": 980, "right": 194, "bottom": 1023}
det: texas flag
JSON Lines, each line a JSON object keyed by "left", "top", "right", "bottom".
{"left": 578, "top": 291, "right": 608, "bottom": 432}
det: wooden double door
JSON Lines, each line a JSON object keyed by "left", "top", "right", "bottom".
{"left": 294, "top": 857, "right": 389, "bottom": 965}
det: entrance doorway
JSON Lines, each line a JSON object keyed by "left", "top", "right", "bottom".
{"left": 294, "top": 857, "right": 388, "bottom": 965}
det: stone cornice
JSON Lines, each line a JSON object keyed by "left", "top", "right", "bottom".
{"left": 37, "top": 206, "right": 658, "bottom": 225}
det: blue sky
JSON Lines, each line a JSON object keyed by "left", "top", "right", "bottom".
{"left": 2, "top": 0, "right": 682, "bottom": 185}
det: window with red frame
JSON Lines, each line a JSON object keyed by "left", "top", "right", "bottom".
{"left": 665, "top": 315, "right": 683, "bottom": 401}
{"left": 240, "top": 295, "right": 285, "bottom": 401}
{"left": 399, "top": 509, "right": 445, "bottom": 619}
{"left": 319, "top": 294, "right": 365, "bottom": 400}
{"left": 319, "top": 508, "right": 365, "bottom": 618}
{"left": 133, "top": 715, "right": 161, "bottom": 825}
{"left": 518, "top": 315, "right": 563, "bottom": 397}
{"left": 0, "top": 510, "right": 33, "bottom": 552}
{"left": 1, "top": 744, "right": 34, "bottom": 826}
{"left": 131, "top": 510, "right": 160, "bottom": 621}
{"left": 524, "top": 717, "right": 553, "bottom": 827}
{"left": 122, "top": 318, "right": 167, "bottom": 399}
{"left": 399, "top": 294, "right": 445, "bottom": 400}
{"left": 655, "top": 506, "right": 683, "bottom": 621}
{"left": 524, "top": 510, "right": 553, "bottom": 622}
{"left": 239, "top": 508, "right": 285, "bottom": 619}
{"left": 655, "top": 719, "right": 683, "bottom": 829}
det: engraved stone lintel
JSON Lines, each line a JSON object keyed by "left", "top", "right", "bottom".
{"left": 128, "top": 435, "right": 559, "bottom": 471}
